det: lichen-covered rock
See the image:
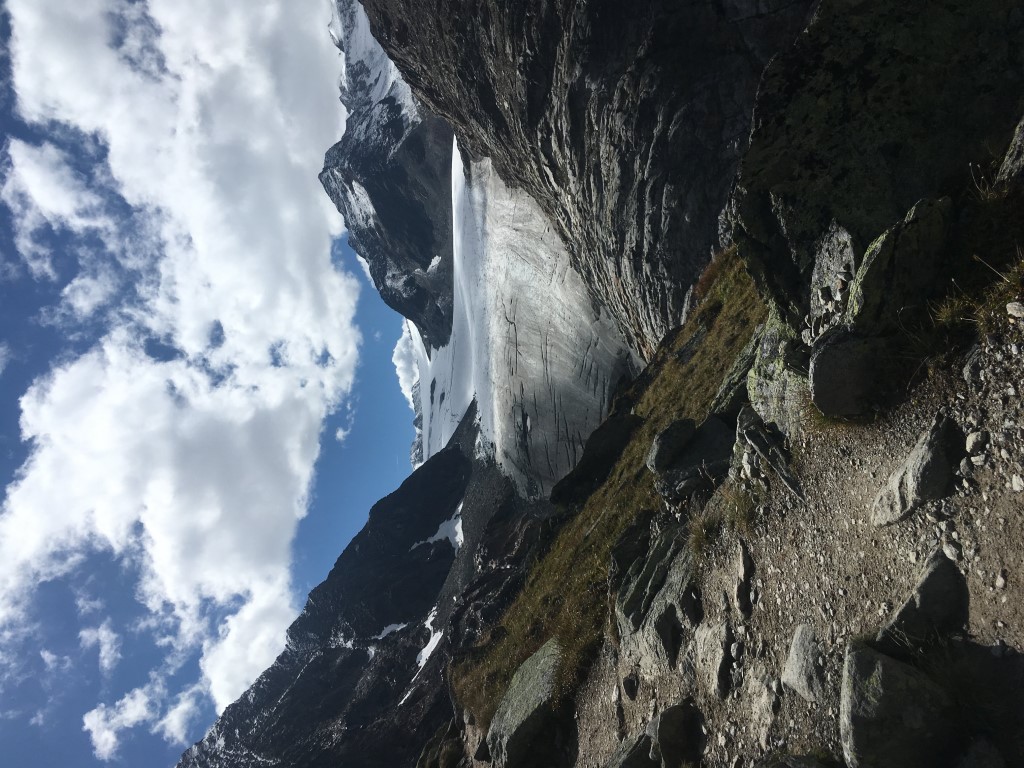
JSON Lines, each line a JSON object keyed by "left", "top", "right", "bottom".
{"left": 996, "top": 113, "right": 1024, "bottom": 187}
{"left": 747, "top": 312, "right": 808, "bottom": 437}
{"left": 782, "top": 624, "right": 825, "bottom": 703}
{"left": 840, "top": 642, "right": 958, "bottom": 768}
{"left": 872, "top": 413, "right": 964, "bottom": 526}
{"left": 843, "top": 198, "right": 952, "bottom": 336}
{"left": 876, "top": 548, "right": 969, "bottom": 653}
{"left": 487, "top": 639, "right": 563, "bottom": 768}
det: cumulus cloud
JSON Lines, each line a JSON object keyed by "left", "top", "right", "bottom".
{"left": 392, "top": 320, "right": 419, "bottom": 411}
{"left": 83, "top": 685, "right": 158, "bottom": 761}
{"left": 79, "top": 620, "right": 122, "bottom": 675}
{"left": 0, "top": 0, "right": 359, "bottom": 759}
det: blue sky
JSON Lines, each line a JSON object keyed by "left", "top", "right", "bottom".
{"left": 0, "top": 1, "right": 415, "bottom": 765}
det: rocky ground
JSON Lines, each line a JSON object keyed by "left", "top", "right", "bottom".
{"left": 562, "top": 310, "right": 1024, "bottom": 768}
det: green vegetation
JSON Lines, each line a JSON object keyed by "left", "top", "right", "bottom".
{"left": 449, "top": 247, "right": 766, "bottom": 728}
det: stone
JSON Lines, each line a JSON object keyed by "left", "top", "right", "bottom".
{"left": 876, "top": 548, "right": 969, "bottom": 654}
{"left": 809, "top": 328, "right": 890, "bottom": 418}
{"left": 646, "top": 419, "right": 697, "bottom": 473}
{"left": 965, "top": 430, "right": 989, "bottom": 455}
{"left": 646, "top": 700, "right": 705, "bottom": 768}
{"left": 694, "top": 622, "right": 731, "bottom": 699}
{"left": 782, "top": 624, "right": 825, "bottom": 703}
{"left": 742, "top": 661, "right": 780, "bottom": 749}
{"left": 486, "top": 639, "right": 563, "bottom": 768}
{"left": 840, "top": 642, "right": 957, "bottom": 768}
{"left": 1012, "top": 474, "right": 1024, "bottom": 493}
{"left": 872, "top": 414, "right": 964, "bottom": 526}
{"left": 603, "top": 733, "right": 659, "bottom": 768}
{"left": 997, "top": 113, "right": 1024, "bottom": 187}
{"left": 1007, "top": 301, "right": 1024, "bottom": 319}
{"left": 843, "top": 198, "right": 952, "bottom": 336}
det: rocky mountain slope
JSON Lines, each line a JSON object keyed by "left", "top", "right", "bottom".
{"left": 177, "top": 1, "right": 1024, "bottom": 766}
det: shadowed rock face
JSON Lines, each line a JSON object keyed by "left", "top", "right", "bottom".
{"left": 359, "top": 0, "right": 813, "bottom": 358}
{"left": 730, "top": 0, "right": 1024, "bottom": 326}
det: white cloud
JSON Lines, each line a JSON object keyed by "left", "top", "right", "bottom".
{"left": 39, "top": 649, "right": 72, "bottom": 673}
{"left": 392, "top": 320, "right": 419, "bottom": 411}
{"left": 0, "top": 343, "right": 10, "bottom": 377}
{"left": 0, "top": 0, "right": 360, "bottom": 756}
{"left": 79, "top": 619, "right": 122, "bottom": 675}
{"left": 83, "top": 685, "right": 158, "bottom": 761}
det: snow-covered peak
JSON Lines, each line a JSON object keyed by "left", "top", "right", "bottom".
{"left": 329, "top": 0, "right": 417, "bottom": 120}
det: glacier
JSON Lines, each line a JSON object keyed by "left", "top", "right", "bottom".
{"left": 404, "top": 141, "right": 636, "bottom": 497}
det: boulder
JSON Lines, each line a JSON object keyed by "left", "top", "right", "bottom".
{"left": 876, "top": 548, "right": 969, "bottom": 654}
{"left": 782, "top": 624, "right": 825, "bottom": 703}
{"left": 996, "top": 113, "right": 1024, "bottom": 187}
{"left": 871, "top": 414, "right": 964, "bottom": 526}
{"left": 694, "top": 622, "right": 731, "bottom": 699}
{"left": 843, "top": 198, "right": 952, "bottom": 336}
{"left": 746, "top": 314, "right": 808, "bottom": 438}
{"left": 486, "top": 639, "right": 563, "bottom": 768}
{"left": 652, "top": 416, "right": 735, "bottom": 503}
{"left": 646, "top": 419, "right": 697, "bottom": 473}
{"left": 645, "top": 700, "right": 704, "bottom": 768}
{"left": 602, "top": 733, "right": 658, "bottom": 768}
{"left": 809, "top": 329, "right": 891, "bottom": 418}
{"left": 840, "top": 642, "right": 958, "bottom": 768}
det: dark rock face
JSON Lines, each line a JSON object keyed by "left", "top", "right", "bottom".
{"left": 318, "top": 0, "right": 456, "bottom": 349}
{"left": 731, "top": 0, "right": 1024, "bottom": 326}
{"left": 359, "top": 0, "right": 814, "bottom": 357}
{"left": 321, "top": 114, "right": 455, "bottom": 349}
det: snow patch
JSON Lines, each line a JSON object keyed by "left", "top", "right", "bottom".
{"left": 371, "top": 623, "right": 407, "bottom": 640}
{"left": 415, "top": 608, "right": 442, "bottom": 670}
{"left": 410, "top": 502, "right": 464, "bottom": 552}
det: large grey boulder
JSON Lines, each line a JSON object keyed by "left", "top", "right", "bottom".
{"left": 653, "top": 416, "right": 734, "bottom": 503}
{"left": 646, "top": 419, "right": 697, "bottom": 473}
{"left": 840, "top": 642, "right": 958, "bottom": 768}
{"left": 603, "top": 734, "right": 658, "bottom": 768}
{"left": 782, "top": 624, "right": 825, "bottom": 703}
{"left": 486, "top": 639, "right": 563, "bottom": 768}
{"left": 809, "top": 329, "right": 891, "bottom": 418}
{"left": 872, "top": 414, "right": 964, "bottom": 526}
{"left": 877, "top": 547, "right": 969, "bottom": 654}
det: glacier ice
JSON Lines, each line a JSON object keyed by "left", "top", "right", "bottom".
{"left": 404, "top": 141, "right": 636, "bottom": 496}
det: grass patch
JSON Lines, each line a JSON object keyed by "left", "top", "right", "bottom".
{"left": 449, "top": 247, "right": 766, "bottom": 728}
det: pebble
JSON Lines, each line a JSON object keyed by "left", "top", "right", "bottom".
{"left": 1012, "top": 475, "right": 1024, "bottom": 493}
{"left": 995, "top": 570, "right": 1007, "bottom": 590}
{"left": 966, "top": 430, "right": 989, "bottom": 455}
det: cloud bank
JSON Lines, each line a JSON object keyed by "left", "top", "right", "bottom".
{"left": 0, "top": 0, "right": 356, "bottom": 759}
